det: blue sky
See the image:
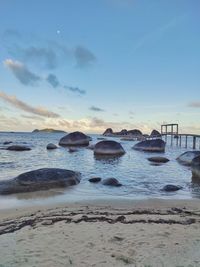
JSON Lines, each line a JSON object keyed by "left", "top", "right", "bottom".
{"left": 0, "top": 0, "right": 199, "bottom": 133}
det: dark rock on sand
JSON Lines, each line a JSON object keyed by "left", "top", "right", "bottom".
{"left": 59, "top": 131, "right": 90, "bottom": 147}
{"left": 94, "top": 140, "right": 125, "bottom": 156}
{"left": 0, "top": 168, "right": 81, "bottom": 194}
{"left": 162, "top": 184, "right": 182, "bottom": 192}
{"left": 177, "top": 151, "right": 200, "bottom": 166}
{"left": 191, "top": 156, "right": 200, "bottom": 180}
{"left": 148, "top": 157, "right": 169, "bottom": 163}
{"left": 6, "top": 145, "right": 31, "bottom": 151}
{"left": 3, "top": 141, "right": 13, "bottom": 145}
{"left": 102, "top": 178, "right": 122, "bottom": 187}
{"left": 46, "top": 143, "right": 57, "bottom": 150}
{"left": 89, "top": 177, "right": 102, "bottom": 183}
{"left": 133, "top": 139, "right": 166, "bottom": 152}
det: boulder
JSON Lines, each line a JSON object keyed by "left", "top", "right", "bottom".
{"left": 177, "top": 151, "right": 200, "bottom": 166}
{"left": 6, "top": 145, "right": 31, "bottom": 151}
{"left": 0, "top": 168, "right": 81, "bottom": 194}
{"left": 127, "top": 129, "right": 143, "bottom": 136}
{"left": 150, "top": 129, "right": 161, "bottom": 138}
{"left": 46, "top": 143, "right": 57, "bottom": 150}
{"left": 59, "top": 131, "right": 90, "bottom": 146}
{"left": 162, "top": 185, "right": 182, "bottom": 192}
{"left": 133, "top": 139, "right": 166, "bottom": 152}
{"left": 103, "top": 128, "right": 113, "bottom": 136}
{"left": 3, "top": 141, "right": 13, "bottom": 145}
{"left": 102, "top": 178, "right": 122, "bottom": 187}
{"left": 191, "top": 156, "right": 200, "bottom": 180}
{"left": 148, "top": 157, "right": 169, "bottom": 163}
{"left": 89, "top": 177, "right": 102, "bottom": 183}
{"left": 68, "top": 147, "right": 78, "bottom": 153}
{"left": 94, "top": 140, "right": 125, "bottom": 156}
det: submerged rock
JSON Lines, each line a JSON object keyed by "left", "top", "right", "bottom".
{"left": 133, "top": 139, "right": 166, "bottom": 152}
{"left": 68, "top": 147, "right": 78, "bottom": 153}
{"left": 89, "top": 177, "right": 102, "bottom": 183}
{"left": 148, "top": 157, "right": 169, "bottom": 163}
{"left": 177, "top": 151, "right": 200, "bottom": 166}
{"left": 94, "top": 140, "right": 125, "bottom": 156}
{"left": 3, "top": 141, "right": 13, "bottom": 145}
{"left": 162, "top": 184, "right": 182, "bottom": 192}
{"left": 6, "top": 145, "right": 31, "bottom": 151}
{"left": 0, "top": 168, "right": 81, "bottom": 194}
{"left": 59, "top": 131, "right": 90, "bottom": 147}
{"left": 46, "top": 143, "right": 57, "bottom": 150}
{"left": 102, "top": 178, "right": 122, "bottom": 187}
{"left": 191, "top": 156, "right": 200, "bottom": 180}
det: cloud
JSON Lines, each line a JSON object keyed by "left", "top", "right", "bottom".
{"left": 4, "top": 59, "right": 41, "bottom": 85}
{"left": 21, "top": 114, "right": 45, "bottom": 121}
{"left": 0, "top": 91, "right": 60, "bottom": 118}
{"left": 46, "top": 74, "right": 60, "bottom": 88}
{"left": 64, "top": 85, "right": 86, "bottom": 95}
{"left": 74, "top": 46, "right": 96, "bottom": 67}
{"left": 89, "top": 106, "right": 105, "bottom": 112}
{"left": 188, "top": 102, "right": 200, "bottom": 108}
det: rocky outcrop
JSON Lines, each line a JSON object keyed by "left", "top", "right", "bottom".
{"left": 46, "top": 143, "right": 57, "bottom": 150}
{"left": 103, "top": 128, "right": 113, "bottom": 136}
{"left": 148, "top": 157, "right": 169, "bottom": 163}
{"left": 6, "top": 145, "right": 31, "bottom": 151}
{"left": 102, "top": 178, "right": 122, "bottom": 187}
{"left": 102, "top": 128, "right": 142, "bottom": 137}
{"left": 0, "top": 168, "right": 81, "bottom": 194}
{"left": 191, "top": 156, "right": 200, "bottom": 180}
{"left": 94, "top": 140, "right": 125, "bottom": 156}
{"left": 133, "top": 139, "right": 166, "bottom": 152}
{"left": 177, "top": 151, "right": 200, "bottom": 166}
{"left": 150, "top": 130, "right": 161, "bottom": 138}
{"left": 162, "top": 185, "right": 182, "bottom": 192}
{"left": 59, "top": 131, "right": 90, "bottom": 146}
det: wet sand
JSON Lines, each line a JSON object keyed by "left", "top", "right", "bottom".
{"left": 0, "top": 199, "right": 200, "bottom": 267}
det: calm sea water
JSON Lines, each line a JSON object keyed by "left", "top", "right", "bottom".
{"left": 0, "top": 132, "right": 200, "bottom": 209}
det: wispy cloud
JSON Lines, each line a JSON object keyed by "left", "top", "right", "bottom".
{"left": 74, "top": 46, "right": 96, "bottom": 67}
{"left": 46, "top": 73, "right": 60, "bottom": 88}
{"left": 64, "top": 85, "right": 86, "bottom": 95}
{"left": 188, "top": 102, "right": 200, "bottom": 108}
{"left": 4, "top": 59, "right": 41, "bottom": 86}
{"left": 89, "top": 106, "right": 105, "bottom": 112}
{"left": 0, "top": 91, "right": 60, "bottom": 118}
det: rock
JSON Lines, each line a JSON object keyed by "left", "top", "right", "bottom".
{"left": 6, "top": 145, "right": 31, "bottom": 151}
{"left": 46, "top": 143, "right": 57, "bottom": 150}
{"left": 59, "top": 131, "right": 90, "bottom": 147}
{"left": 3, "top": 141, "right": 13, "bottom": 145}
{"left": 148, "top": 157, "right": 169, "bottom": 163}
{"left": 191, "top": 156, "right": 200, "bottom": 180}
{"left": 127, "top": 129, "right": 143, "bottom": 136}
{"left": 86, "top": 144, "right": 95, "bottom": 150}
{"left": 102, "top": 178, "right": 122, "bottom": 187}
{"left": 97, "top": 137, "right": 106, "bottom": 140}
{"left": 0, "top": 168, "right": 81, "bottom": 194}
{"left": 88, "top": 177, "right": 102, "bottom": 183}
{"left": 162, "top": 185, "right": 182, "bottom": 192}
{"left": 68, "top": 147, "right": 78, "bottom": 153}
{"left": 177, "top": 151, "right": 200, "bottom": 166}
{"left": 103, "top": 128, "right": 113, "bottom": 136}
{"left": 150, "top": 129, "right": 161, "bottom": 138}
{"left": 133, "top": 139, "right": 166, "bottom": 152}
{"left": 94, "top": 140, "right": 125, "bottom": 156}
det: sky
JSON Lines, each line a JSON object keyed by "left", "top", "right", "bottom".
{"left": 0, "top": 0, "right": 200, "bottom": 134}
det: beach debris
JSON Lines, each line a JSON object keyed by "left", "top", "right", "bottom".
{"left": 6, "top": 145, "right": 31, "bottom": 151}
{"left": 94, "top": 140, "right": 125, "bottom": 156}
{"left": 88, "top": 177, "right": 102, "bottom": 183}
{"left": 148, "top": 157, "right": 169, "bottom": 163}
{"left": 177, "top": 151, "right": 200, "bottom": 166}
{"left": 102, "top": 178, "right": 122, "bottom": 187}
{"left": 59, "top": 131, "right": 90, "bottom": 147}
{"left": 133, "top": 139, "right": 166, "bottom": 152}
{"left": 162, "top": 185, "right": 182, "bottom": 192}
{"left": 0, "top": 168, "right": 81, "bottom": 194}
{"left": 46, "top": 143, "right": 57, "bottom": 150}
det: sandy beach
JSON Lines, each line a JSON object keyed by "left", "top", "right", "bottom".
{"left": 0, "top": 199, "right": 200, "bottom": 267}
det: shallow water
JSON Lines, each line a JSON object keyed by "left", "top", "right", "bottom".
{"left": 0, "top": 132, "right": 200, "bottom": 209}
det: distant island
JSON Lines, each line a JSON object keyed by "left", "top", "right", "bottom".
{"left": 32, "top": 128, "right": 67, "bottom": 134}
{"left": 102, "top": 128, "right": 161, "bottom": 138}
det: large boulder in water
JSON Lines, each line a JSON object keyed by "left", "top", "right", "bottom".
{"left": 103, "top": 128, "right": 113, "bottom": 136}
{"left": 59, "top": 131, "right": 90, "bottom": 146}
{"left": 133, "top": 139, "right": 166, "bottom": 152}
{"left": 46, "top": 143, "right": 57, "bottom": 150}
{"left": 191, "top": 156, "right": 200, "bottom": 180}
{"left": 150, "top": 129, "right": 161, "bottom": 138}
{"left": 176, "top": 151, "right": 200, "bottom": 166}
{"left": 94, "top": 140, "right": 125, "bottom": 156}
{"left": 102, "top": 178, "right": 122, "bottom": 187}
{"left": 6, "top": 145, "right": 31, "bottom": 151}
{"left": 0, "top": 168, "right": 81, "bottom": 194}
{"left": 148, "top": 157, "right": 169, "bottom": 163}
{"left": 127, "top": 129, "right": 143, "bottom": 136}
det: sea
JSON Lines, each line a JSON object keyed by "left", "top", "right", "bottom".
{"left": 0, "top": 132, "right": 200, "bottom": 209}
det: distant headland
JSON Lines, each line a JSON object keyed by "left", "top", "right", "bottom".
{"left": 32, "top": 128, "right": 67, "bottom": 134}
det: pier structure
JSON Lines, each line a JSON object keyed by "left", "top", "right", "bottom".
{"left": 161, "top": 123, "right": 200, "bottom": 149}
